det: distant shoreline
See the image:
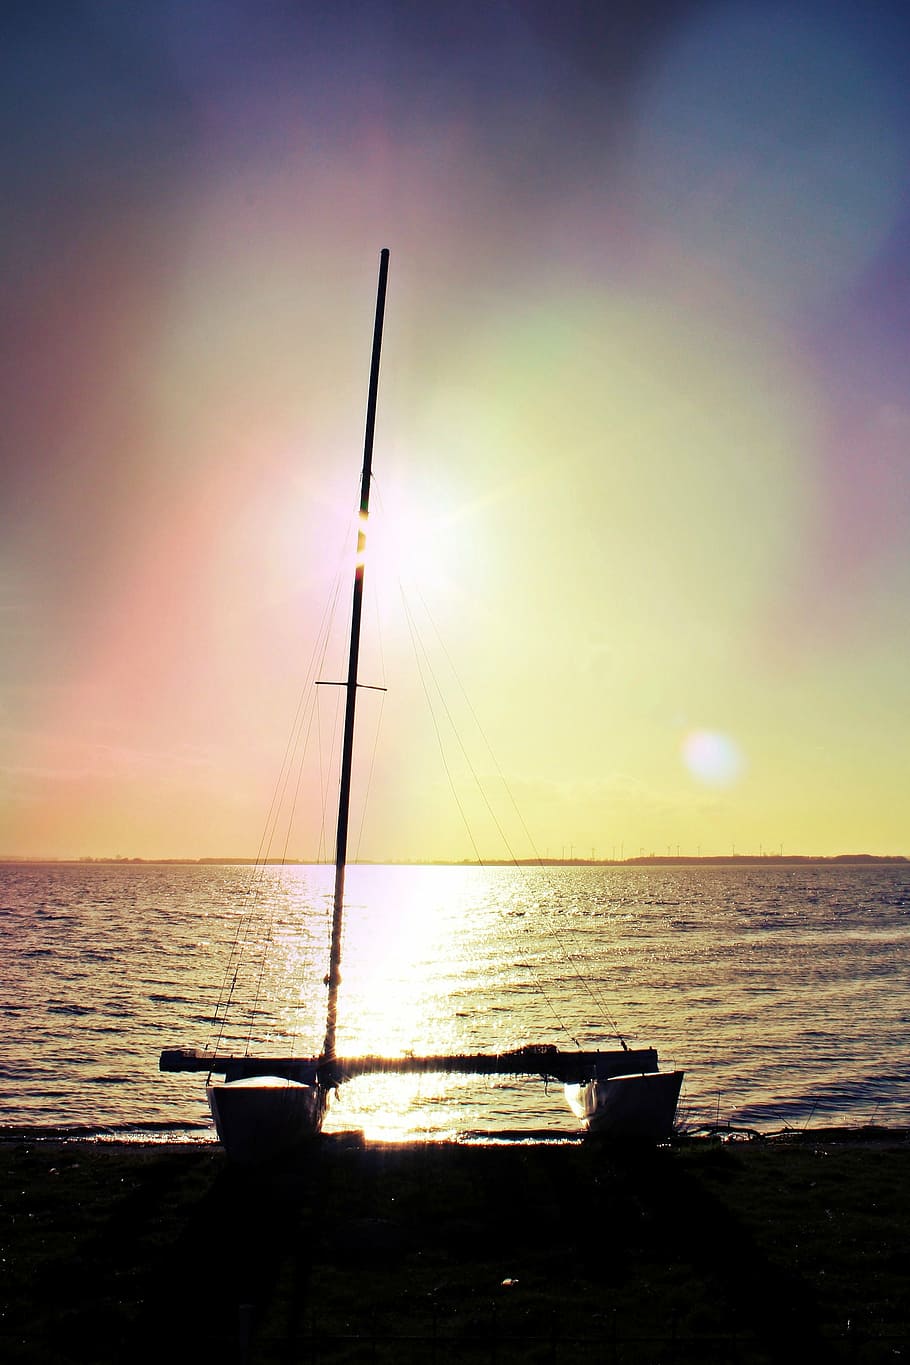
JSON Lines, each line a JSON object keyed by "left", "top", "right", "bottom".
{"left": 2, "top": 854, "right": 907, "bottom": 867}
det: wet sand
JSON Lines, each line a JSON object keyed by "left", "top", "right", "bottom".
{"left": 2, "top": 1128, "right": 909, "bottom": 1363}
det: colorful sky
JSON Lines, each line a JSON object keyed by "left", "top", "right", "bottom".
{"left": 3, "top": 1, "right": 910, "bottom": 861}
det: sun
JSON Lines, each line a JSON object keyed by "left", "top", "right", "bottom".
{"left": 364, "top": 475, "right": 459, "bottom": 603}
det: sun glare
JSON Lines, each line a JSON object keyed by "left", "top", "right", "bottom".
{"left": 366, "top": 478, "right": 459, "bottom": 601}
{"left": 355, "top": 509, "right": 368, "bottom": 568}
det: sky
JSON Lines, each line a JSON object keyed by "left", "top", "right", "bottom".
{"left": 3, "top": 0, "right": 910, "bottom": 862}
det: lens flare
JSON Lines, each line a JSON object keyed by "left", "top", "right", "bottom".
{"left": 682, "top": 730, "right": 745, "bottom": 787}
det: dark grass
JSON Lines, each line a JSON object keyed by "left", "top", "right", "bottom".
{"left": 2, "top": 1130, "right": 909, "bottom": 1363}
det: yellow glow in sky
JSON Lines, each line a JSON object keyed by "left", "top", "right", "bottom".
{"left": 3, "top": 5, "right": 909, "bottom": 861}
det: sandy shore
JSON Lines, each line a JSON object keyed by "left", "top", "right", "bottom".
{"left": 2, "top": 1128, "right": 908, "bottom": 1363}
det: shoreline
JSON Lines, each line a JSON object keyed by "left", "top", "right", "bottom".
{"left": 2, "top": 1120, "right": 909, "bottom": 1147}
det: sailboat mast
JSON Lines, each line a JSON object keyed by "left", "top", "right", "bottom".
{"left": 323, "top": 248, "right": 390, "bottom": 1061}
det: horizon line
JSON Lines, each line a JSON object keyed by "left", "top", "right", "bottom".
{"left": 1, "top": 853, "right": 907, "bottom": 867}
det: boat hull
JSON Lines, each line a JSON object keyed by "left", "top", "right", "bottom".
{"left": 566, "top": 1069, "right": 684, "bottom": 1140}
{"left": 207, "top": 1075, "right": 327, "bottom": 1165}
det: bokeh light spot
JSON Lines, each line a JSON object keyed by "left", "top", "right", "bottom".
{"left": 682, "top": 730, "right": 745, "bottom": 787}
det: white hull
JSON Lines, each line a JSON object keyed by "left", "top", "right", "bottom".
{"left": 566, "top": 1069, "right": 683, "bottom": 1140}
{"left": 207, "top": 1075, "right": 327, "bottom": 1165}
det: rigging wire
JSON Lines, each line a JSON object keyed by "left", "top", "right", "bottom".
{"left": 245, "top": 640, "right": 338, "bottom": 1058}
{"left": 239, "top": 541, "right": 355, "bottom": 1057}
{"left": 316, "top": 672, "right": 346, "bottom": 865}
{"left": 402, "top": 578, "right": 629, "bottom": 1050}
{"left": 399, "top": 584, "right": 585, "bottom": 1052}
{"left": 352, "top": 532, "right": 390, "bottom": 863}
{"left": 208, "top": 513, "right": 355, "bottom": 1072}
{"left": 353, "top": 690, "right": 387, "bottom": 866}
{"left": 208, "top": 460, "right": 637, "bottom": 1080}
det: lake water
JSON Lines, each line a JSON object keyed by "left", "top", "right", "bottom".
{"left": 2, "top": 861, "right": 908, "bottom": 1142}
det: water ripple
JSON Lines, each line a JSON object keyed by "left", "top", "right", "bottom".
{"left": 1, "top": 861, "right": 908, "bottom": 1137}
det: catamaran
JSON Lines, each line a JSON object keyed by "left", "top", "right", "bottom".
{"left": 160, "top": 250, "right": 684, "bottom": 1160}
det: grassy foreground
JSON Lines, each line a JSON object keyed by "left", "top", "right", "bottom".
{"left": 1, "top": 1129, "right": 909, "bottom": 1363}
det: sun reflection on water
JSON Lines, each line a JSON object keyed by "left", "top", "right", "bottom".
{"left": 5, "top": 862, "right": 909, "bottom": 1137}
{"left": 334, "top": 864, "right": 493, "bottom": 1057}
